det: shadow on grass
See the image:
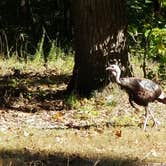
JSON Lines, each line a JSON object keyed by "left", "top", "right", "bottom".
{"left": 0, "top": 70, "right": 71, "bottom": 111}
{"left": 0, "top": 149, "right": 143, "bottom": 166}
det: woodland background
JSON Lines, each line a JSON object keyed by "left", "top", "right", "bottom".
{"left": 0, "top": 0, "right": 166, "bottom": 79}
{"left": 0, "top": 0, "right": 166, "bottom": 165}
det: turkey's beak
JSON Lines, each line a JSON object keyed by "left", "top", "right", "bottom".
{"left": 106, "top": 66, "right": 113, "bottom": 71}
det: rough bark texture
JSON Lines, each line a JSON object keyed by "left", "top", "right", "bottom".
{"left": 67, "top": 0, "right": 132, "bottom": 96}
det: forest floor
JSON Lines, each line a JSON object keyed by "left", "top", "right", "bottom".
{"left": 0, "top": 57, "right": 166, "bottom": 166}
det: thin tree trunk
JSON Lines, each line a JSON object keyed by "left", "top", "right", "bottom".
{"left": 67, "top": 0, "right": 132, "bottom": 96}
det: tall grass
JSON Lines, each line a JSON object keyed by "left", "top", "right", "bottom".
{"left": 0, "top": 34, "right": 74, "bottom": 75}
{"left": 33, "top": 27, "right": 46, "bottom": 64}
{"left": 46, "top": 40, "right": 74, "bottom": 73}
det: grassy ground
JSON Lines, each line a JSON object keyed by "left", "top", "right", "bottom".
{"left": 0, "top": 55, "right": 166, "bottom": 166}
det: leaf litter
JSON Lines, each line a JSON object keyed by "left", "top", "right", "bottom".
{"left": 0, "top": 67, "right": 166, "bottom": 165}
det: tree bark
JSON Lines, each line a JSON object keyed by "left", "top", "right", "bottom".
{"left": 67, "top": 0, "right": 132, "bottom": 96}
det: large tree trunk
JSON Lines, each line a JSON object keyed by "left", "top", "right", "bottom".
{"left": 67, "top": 0, "right": 132, "bottom": 96}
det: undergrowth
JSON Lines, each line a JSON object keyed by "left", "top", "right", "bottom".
{"left": 0, "top": 47, "right": 74, "bottom": 75}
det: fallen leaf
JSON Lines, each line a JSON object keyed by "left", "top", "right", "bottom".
{"left": 52, "top": 112, "right": 64, "bottom": 122}
{"left": 94, "top": 128, "right": 104, "bottom": 134}
{"left": 114, "top": 129, "right": 122, "bottom": 137}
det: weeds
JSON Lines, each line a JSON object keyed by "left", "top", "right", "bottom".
{"left": 66, "top": 93, "right": 81, "bottom": 109}
{"left": 33, "top": 28, "right": 45, "bottom": 64}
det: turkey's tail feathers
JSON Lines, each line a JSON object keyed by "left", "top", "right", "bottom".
{"left": 157, "top": 92, "right": 166, "bottom": 104}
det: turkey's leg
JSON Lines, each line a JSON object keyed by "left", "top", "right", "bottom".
{"left": 148, "top": 109, "right": 160, "bottom": 128}
{"left": 143, "top": 106, "right": 149, "bottom": 131}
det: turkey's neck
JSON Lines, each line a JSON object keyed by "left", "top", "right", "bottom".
{"left": 115, "top": 71, "right": 121, "bottom": 84}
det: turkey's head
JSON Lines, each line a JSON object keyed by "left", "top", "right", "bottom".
{"left": 106, "top": 64, "right": 121, "bottom": 77}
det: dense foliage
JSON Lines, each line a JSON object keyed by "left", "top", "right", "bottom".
{"left": 0, "top": 0, "right": 71, "bottom": 59}
{"left": 126, "top": 0, "right": 166, "bottom": 80}
{"left": 0, "top": 0, "right": 166, "bottom": 79}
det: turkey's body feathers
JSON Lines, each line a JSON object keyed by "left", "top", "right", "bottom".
{"left": 106, "top": 64, "right": 166, "bottom": 130}
{"left": 119, "top": 77, "right": 162, "bottom": 106}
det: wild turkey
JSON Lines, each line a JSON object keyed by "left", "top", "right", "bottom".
{"left": 106, "top": 64, "right": 166, "bottom": 130}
